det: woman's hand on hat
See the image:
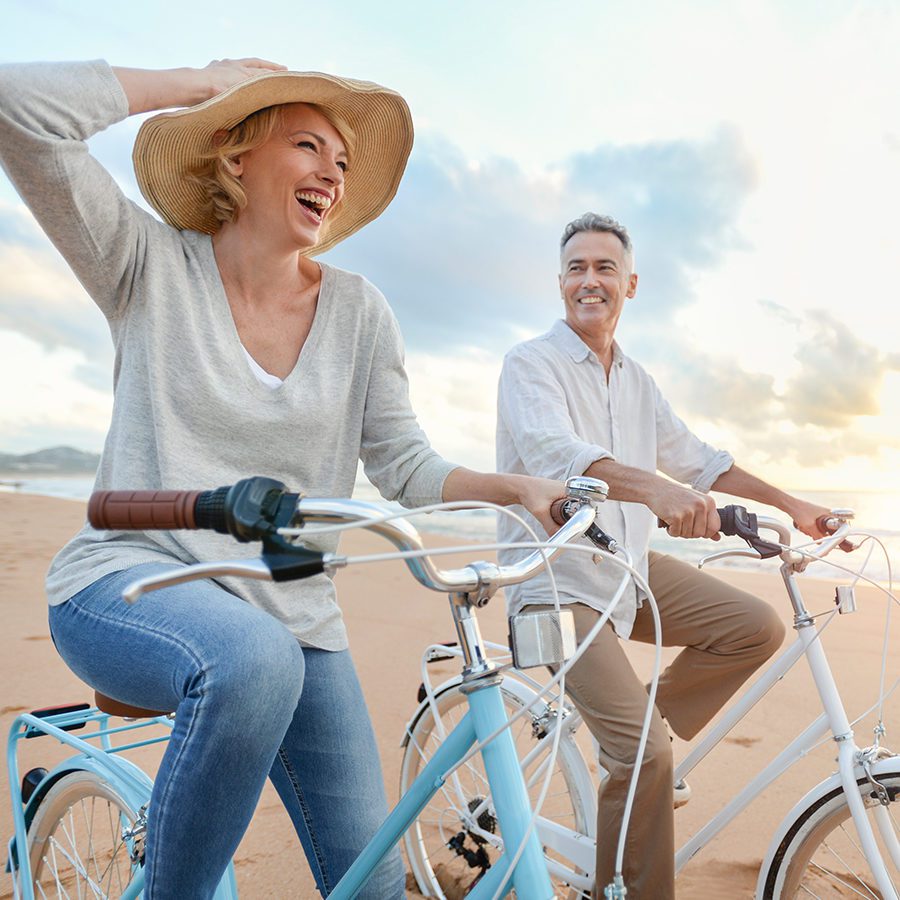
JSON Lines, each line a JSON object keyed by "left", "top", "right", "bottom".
{"left": 114, "top": 59, "right": 286, "bottom": 116}
{"left": 201, "top": 58, "right": 287, "bottom": 99}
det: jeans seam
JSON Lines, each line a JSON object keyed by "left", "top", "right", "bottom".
{"left": 276, "top": 745, "right": 332, "bottom": 893}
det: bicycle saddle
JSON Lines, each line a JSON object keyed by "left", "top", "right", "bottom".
{"left": 93, "top": 690, "right": 172, "bottom": 719}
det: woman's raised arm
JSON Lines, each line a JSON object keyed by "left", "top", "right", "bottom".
{"left": 112, "top": 58, "right": 285, "bottom": 115}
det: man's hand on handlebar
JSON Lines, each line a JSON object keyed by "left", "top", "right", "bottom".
{"left": 651, "top": 482, "right": 721, "bottom": 540}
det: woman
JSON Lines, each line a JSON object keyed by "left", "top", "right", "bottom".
{"left": 0, "top": 58, "right": 563, "bottom": 898}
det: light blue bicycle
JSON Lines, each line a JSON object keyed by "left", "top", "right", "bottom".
{"left": 6, "top": 475, "right": 609, "bottom": 899}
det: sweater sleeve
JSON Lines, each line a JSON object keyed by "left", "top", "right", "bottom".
{"left": 0, "top": 60, "right": 166, "bottom": 319}
{"left": 359, "top": 307, "right": 458, "bottom": 507}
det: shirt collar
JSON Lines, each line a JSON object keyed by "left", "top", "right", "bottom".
{"left": 548, "top": 319, "right": 623, "bottom": 366}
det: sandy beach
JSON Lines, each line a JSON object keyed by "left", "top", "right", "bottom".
{"left": 1, "top": 491, "right": 896, "bottom": 898}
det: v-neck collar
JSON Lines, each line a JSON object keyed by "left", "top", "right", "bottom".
{"left": 201, "top": 236, "right": 334, "bottom": 396}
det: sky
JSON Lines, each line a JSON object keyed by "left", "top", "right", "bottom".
{"left": 1, "top": 0, "right": 899, "bottom": 490}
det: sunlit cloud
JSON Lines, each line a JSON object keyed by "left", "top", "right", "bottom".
{"left": 783, "top": 314, "right": 900, "bottom": 429}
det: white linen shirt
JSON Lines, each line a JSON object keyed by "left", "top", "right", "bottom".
{"left": 496, "top": 319, "right": 733, "bottom": 637}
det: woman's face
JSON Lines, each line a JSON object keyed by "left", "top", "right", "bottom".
{"left": 229, "top": 103, "right": 348, "bottom": 250}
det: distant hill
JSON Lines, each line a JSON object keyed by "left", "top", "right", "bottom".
{"left": 0, "top": 446, "right": 100, "bottom": 475}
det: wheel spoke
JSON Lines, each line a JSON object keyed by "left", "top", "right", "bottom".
{"left": 774, "top": 769, "right": 900, "bottom": 899}
{"left": 401, "top": 683, "right": 592, "bottom": 900}
{"left": 28, "top": 772, "right": 138, "bottom": 900}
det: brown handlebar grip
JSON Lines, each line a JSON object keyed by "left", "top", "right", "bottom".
{"left": 814, "top": 514, "right": 854, "bottom": 552}
{"left": 550, "top": 498, "right": 570, "bottom": 526}
{"left": 88, "top": 490, "right": 203, "bottom": 530}
{"left": 815, "top": 514, "right": 839, "bottom": 535}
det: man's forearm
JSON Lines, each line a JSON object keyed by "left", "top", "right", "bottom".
{"left": 710, "top": 465, "right": 794, "bottom": 511}
{"left": 710, "top": 465, "right": 832, "bottom": 537}
{"left": 584, "top": 458, "right": 717, "bottom": 540}
{"left": 584, "top": 458, "right": 666, "bottom": 504}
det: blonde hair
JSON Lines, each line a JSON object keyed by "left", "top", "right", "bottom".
{"left": 190, "top": 103, "right": 356, "bottom": 228}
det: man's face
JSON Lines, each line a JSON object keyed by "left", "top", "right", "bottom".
{"left": 559, "top": 230, "right": 638, "bottom": 341}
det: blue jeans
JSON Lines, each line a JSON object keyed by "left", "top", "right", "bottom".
{"left": 49, "top": 564, "right": 404, "bottom": 899}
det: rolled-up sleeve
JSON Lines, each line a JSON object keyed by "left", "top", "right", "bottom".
{"left": 653, "top": 384, "right": 733, "bottom": 492}
{"left": 497, "top": 347, "right": 613, "bottom": 481}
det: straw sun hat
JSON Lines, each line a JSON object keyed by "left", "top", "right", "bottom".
{"left": 133, "top": 70, "right": 413, "bottom": 255}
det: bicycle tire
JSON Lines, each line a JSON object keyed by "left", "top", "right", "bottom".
{"left": 760, "top": 766, "right": 900, "bottom": 898}
{"left": 26, "top": 769, "right": 141, "bottom": 899}
{"left": 401, "top": 680, "right": 595, "bottom": 898}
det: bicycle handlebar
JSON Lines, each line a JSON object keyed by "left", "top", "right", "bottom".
{"left": 90, "top": 475, "right": 612, "bottom": 603}
{"left": 89, "top": 477, "right": 288, "bottom": 542}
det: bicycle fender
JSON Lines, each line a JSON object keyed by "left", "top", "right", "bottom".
{"left": 400, "top": 675, "right": 464, "bottom": 747}
{"left": 755, "top": 754, "right": 900, "bottom": 898}
{"left": 400, "top": 674, "right": 551, "bottom": 748}
{"left": 20, "top": 754, "right": 153, "bottom": 831}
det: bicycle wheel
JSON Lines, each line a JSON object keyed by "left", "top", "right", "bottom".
{"left": 26, "top": 769, "right": 141, "bottom": 899}
{"left": 761, "top": 767, "right": 900, "bottom": 898}
{"left": 401, "top": 680, "right": 595, "bottom": 898}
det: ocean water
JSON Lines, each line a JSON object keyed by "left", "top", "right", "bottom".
{"left": 2, "top": 475, "right": 897, "bottom": 586}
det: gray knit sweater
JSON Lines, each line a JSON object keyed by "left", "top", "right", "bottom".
{"left": 0, "top": 60, "right": 457, "bottom": 650}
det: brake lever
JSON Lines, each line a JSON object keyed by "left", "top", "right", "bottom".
{"left": 120, "top": 538, "right": 330, "bottom": 603}
{"left": 121, "top": 558, "right": 275, "bottom": 604}
{"left": 718, "top": 506, "right": 783, "bottom": 559}
{"left": 698, "top": 548, "right": 762, "bottom": 570}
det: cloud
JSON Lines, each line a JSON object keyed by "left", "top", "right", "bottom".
{"left": 654, "top": 350, "right": 779, "bottom": 429}
{"left": 0, "top": 329, "right": 111, "bottom": 453}
{"left": 323, "top": 127, "right": 756, "bottom": 355}
{"left": 0, "top": 214, "right": 114, "bottom": 391}
{"left": 0, "top": 120, "right": 760, "bottom": 464}
{"left": 782, "top": 313, "right": 900, "bottom": 428}
{"left": 739, "top": 426, "right": 900, "bottom": 469}
{"left": 641, "top": 307, "right": 899, "bottom": 475}
{"left": 406, "top": 347, "right": 501, "bottom": 470}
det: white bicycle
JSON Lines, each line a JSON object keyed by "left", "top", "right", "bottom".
{"left": 400, "top": 506, "right": 899, "bottom": 899}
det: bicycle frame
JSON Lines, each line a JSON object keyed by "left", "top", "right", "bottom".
{"left": 6, "top": 708, "right": 238, "bottom": 900}
{"left": 673, "top": 560, "right": 898, "bottom": 898}
{"left": 331, "top": 675, "right": 554, "bottom": 900}
{"left": 6, "top": 682, "right": 553, "bottom": 900}
{"left": 411, "top": 552, "right": 899, "bottom": 898}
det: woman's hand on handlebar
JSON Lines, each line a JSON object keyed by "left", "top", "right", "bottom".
{"left": 440, "top": 469, "right": 566, "bottom": 538}
{"left": 514, "top": 475, "right": 569, "bottom": 537}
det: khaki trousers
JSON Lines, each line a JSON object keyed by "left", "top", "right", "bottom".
{"left": 537, "top": 551, "right": 785, "bottom": 900}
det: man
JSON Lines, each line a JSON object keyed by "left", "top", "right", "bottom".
{"left": 496, "top": 212, "right": 831, "bottom": 898}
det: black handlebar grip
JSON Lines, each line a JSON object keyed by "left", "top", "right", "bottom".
{"left": 658, "top": 506, "right": 741, "bottom": 535}
{"left": 88, "top": 490, "right": 204, "bottom": 530}
{"left": 550, "top": 498, "right": 571, "bottom": 526}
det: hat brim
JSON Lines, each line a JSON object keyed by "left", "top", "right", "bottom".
{"left": 132, "top": 71, "right": 413, "bottom": 256}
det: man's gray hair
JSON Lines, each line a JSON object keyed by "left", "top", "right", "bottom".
{"left": 559, "top": 212, "right": 632, "bottom": 258}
